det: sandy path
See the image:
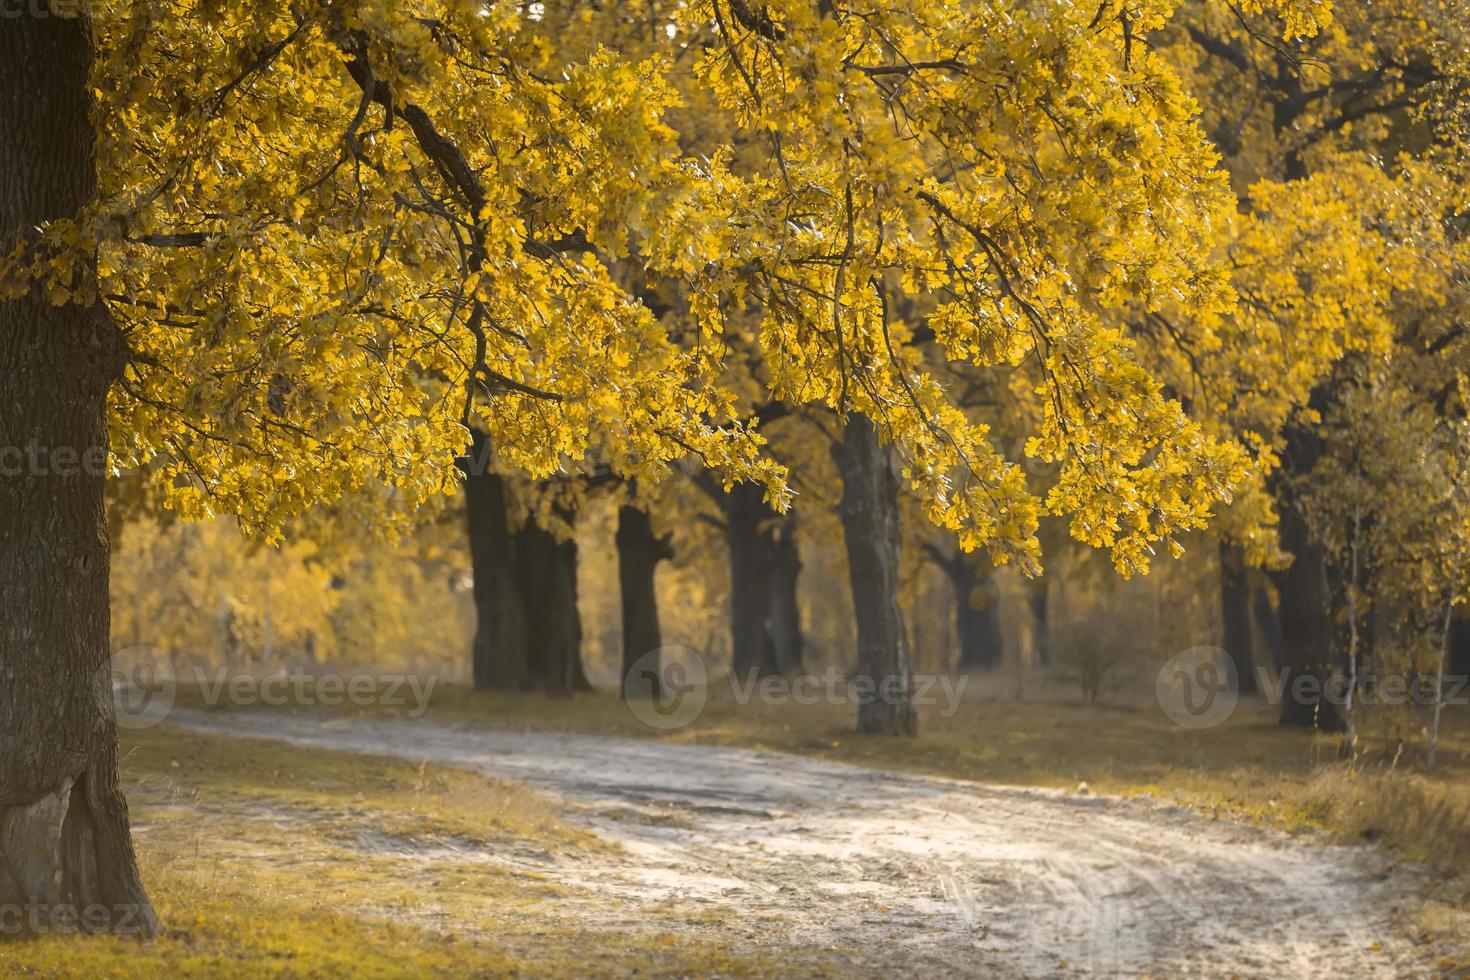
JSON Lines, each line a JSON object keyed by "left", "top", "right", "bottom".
{"left": 167, "top": 709, "right": 1429, "bottom": 977}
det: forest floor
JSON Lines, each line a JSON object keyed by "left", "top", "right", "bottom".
{"left": 5, "top": 684, "right": 1469, "bottom": 977}
{"left": 0, "top": 722, "right": 840, "bottom": 978}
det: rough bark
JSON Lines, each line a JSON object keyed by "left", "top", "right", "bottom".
{"left": 516, "top": 516, "right": 584, "bottom": 696}
{"left": 831, "top": 415, "right": 917, "bottom": 736}
{"left": 0, "top": 10, "right": 158, "bottom": 935}
{"left": 461, "top": 432, "right": 528, "bottom": 689}
{"left": 1218, "top": 542, "right": 1258, "bottom": 695}
{"left": 617, "top": 504, "right": 671, "bottom": 699}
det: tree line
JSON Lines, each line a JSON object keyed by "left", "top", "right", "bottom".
{"left": 1, "top": 0, "right": 1465, "bottom": 939}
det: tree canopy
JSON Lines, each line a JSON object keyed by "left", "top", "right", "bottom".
{"left": 3, "top": 0, "right": 1341, "bottom": 573}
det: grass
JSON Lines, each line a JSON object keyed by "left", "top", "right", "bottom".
{"left": 0, "top": 726, "right": 843, "bottom": 978}
{"left": 119, "top": 721, "right": 591, "bottom": 852}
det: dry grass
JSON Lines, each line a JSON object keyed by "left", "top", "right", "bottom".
{"left": 120, "top": 724, "right": 589, "bottom": 852}
{"left": 0, "top": 726, "right": 843, "bottom": 978}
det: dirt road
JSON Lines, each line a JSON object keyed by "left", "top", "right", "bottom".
{"left": 168, "top": 710, "right": 1430, "bottom": 977}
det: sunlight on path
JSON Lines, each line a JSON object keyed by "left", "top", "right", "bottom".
{"left": 168, "top": 710, "right": 1428, "bottom": 977}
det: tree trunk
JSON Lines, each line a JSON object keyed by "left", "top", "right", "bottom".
{"left": 1252, "top": 572, "right": 1283, "bottom": 673}
{"left": 568, "top": 596, "right": 594, "bottom": 693}
{"left": 1430, "top": 596, "right": 1453, "bottom": 769}
{"left": 947, "top": 551, "right": 1002, "bottom": 671}
{"left": 724, "top": 482, "right": 804, "bottom": 678}
{"left": 0, "top": 11, "right": 158, "bottom": 935}
{"left": 766, "top": 515, "right": 803, "bottom": 676}
{"left": 1219, "top": 542, "right": 1258, "bottom": 695}
{"left": 461, "top": 432, "right": 528, "bottom": 689}
{"left": 516, "top": 516, "right": 584, "bottom": 696}
{"left": 1342, "top": 502, "right": 1362, "bottom": 752}
{"left": 831, "top": 415, "right": 917, "bottom": 736}
{"left": 724, "top": 482, "right": 778, "bottom": 679}
{"left": 1269, "top": 417, "right": 1345, "bottom": 730}
{"left": 617, "top": 504, "right": 670, "bottom": 698}
{"left": 1449, "top": 614, "right": 1470, "bottom": 680}
{"left": 1027, "top": 577, "right": 1050, "bottom": 668}
{"left": 1270, "top": 506, "right": 1345, "bottom": 730}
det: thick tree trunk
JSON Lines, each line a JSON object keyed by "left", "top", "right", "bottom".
{"left": 831, "top": 415, "right": 917, "bottom": 736}
{"left": 568, "top": 599, "right": 594, "bottom": 693}
{"left": 617, "top": 504, "right": 670, "bottom": 698}
{"left": 461, "top": 432, "right": 528, "bottom": 689}
{"left": 1219, "top": 542, "right": 1259, "bottom": 695}
{"left": 0, "top": 11, "right": 158, "bottom": 935}
{"left": 724, "top": 481, "right": 804, "bottom": 678}
{"left": 1268, "top": 417, "right": 1344, "bottom": 731}
{"left": 1270, "top": 507, "right": 1345, "bottom": 730}
{"left": 725, "top": 482, "right": 777, "bottom": 679}
{"left": 516, "top": 517, "right": 584, "bottom": 696}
